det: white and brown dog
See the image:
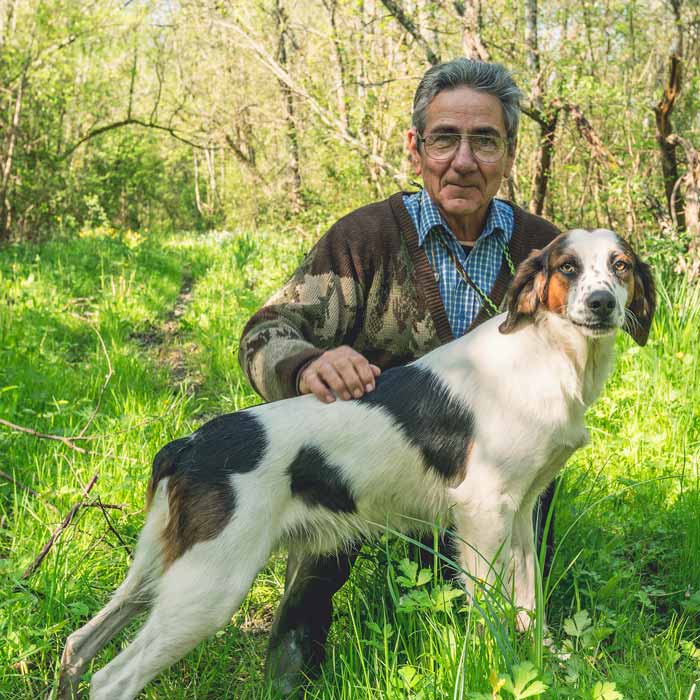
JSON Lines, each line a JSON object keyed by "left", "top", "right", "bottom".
{"left": 58, "top": 228, "right": 655, "bottom": 700}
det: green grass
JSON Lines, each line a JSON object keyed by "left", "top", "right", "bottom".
{"left": 0, "top": 227, "right": 698, "bottom": 700}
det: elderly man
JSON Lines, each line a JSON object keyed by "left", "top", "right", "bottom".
{"left": 239, "top": 58, "right": 559, "bottom": 693}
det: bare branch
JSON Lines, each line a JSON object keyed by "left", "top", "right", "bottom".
{"left": 520, "top": 97, "right": 549, "bottom": 127}
{"left": 60, "top": 118, "right": 215, "bottom": 160}
{"left": 0, "top": 417, "right": 137, "bottom": 462}
{"left": 93, "top": 496, "right": 132, "bottom": 556}
{"left": 0, "top": 417, "right": 92, "bottom": 455}
{"left": 558, "top": 101, "right": 619, "bottom": 167}
{"left": 380, "top": 0, "right": 441, "bottom": 65}
{"left": 22, "top": 474, "right": 99, "bottom": 579}
{"left": 0, "top": 469, "right": 61, "bottom": 513}
{"left": 219, "top": 16, "right": 408, "bottom": 184}
{"left": 454, "top": 0, "right": 490, "bottom": 61}
{"left": 2, "top": 469, "right": 35, "bottom": 498}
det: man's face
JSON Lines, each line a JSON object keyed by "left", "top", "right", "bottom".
{"left": 407, "top": 86, "right": 515, "bottom": 237}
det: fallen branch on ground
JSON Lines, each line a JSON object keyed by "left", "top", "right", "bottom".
{"left": 0, "top": 417, "right": 93, "bottom": 455}
{"left": 0, "top": 469, "right": 60, "bottom": 513}
{"left": 93, "top": 496, "right": 132, "bottom": 556}
{"left": 0, "top": 468, "right": 41, "bottom": 499}
{"left": 0, "top": 417, "right": 139, "bottom": 464}
{"left": 22, "top": 474, "right": 98, "bottom": 580}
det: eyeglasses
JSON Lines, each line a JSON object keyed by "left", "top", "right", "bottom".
{"left": 417, "top": 132, "right": 508, "bottom": 163}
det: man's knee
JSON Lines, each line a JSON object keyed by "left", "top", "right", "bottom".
{"left": 266, "top": 545, "right": 361, "bottom": 691}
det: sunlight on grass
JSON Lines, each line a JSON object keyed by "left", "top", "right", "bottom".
{"left": 0, "top": 229, "right": 698, "bottom": 699}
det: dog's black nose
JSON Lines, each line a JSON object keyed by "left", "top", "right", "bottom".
{"left": 587, "top": 290, "right": 616, "bottom": 318}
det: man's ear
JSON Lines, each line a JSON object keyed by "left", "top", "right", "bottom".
{"left": 499, "top": 248, "right": 548, "bottom": 334}
{"left": 626, "top": 255, "right": 656, "bottom": 346}
{"left": 503, "top": 139, "right": 516, "bottom": 180}
{"left": 406, "top": 128, "right": 422, "bottom": 175}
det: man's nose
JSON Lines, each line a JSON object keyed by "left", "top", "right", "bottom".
{"left": 451, "top": 138, "right": 478, "bottom": 170}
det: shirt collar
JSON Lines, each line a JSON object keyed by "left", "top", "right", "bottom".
{"left": 415, "top": 188, "right": 507, "bottom": 248}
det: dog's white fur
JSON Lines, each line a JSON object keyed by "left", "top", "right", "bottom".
{"left": 58, "top": 228, "right": 654, "bottom": 700}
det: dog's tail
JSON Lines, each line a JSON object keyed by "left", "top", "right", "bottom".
{"left": 145, "top": 437, "right": 190, "bottom": 510}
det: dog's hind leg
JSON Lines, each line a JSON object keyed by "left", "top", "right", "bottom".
{"left": 57, "top": 494, "right": 167, "bottom": 700}
{"left": 57, "top": 579, "right": 149, "bottom": 700}
{"left": 88, "top": 527, "right": 273, "bottom": 700}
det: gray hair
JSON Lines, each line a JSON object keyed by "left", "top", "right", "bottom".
{"left": 412, "top": 59, "right": 522, "bottom": 151}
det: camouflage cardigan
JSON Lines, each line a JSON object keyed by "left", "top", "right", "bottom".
{"left": 239, "top": 192, "right": 560, "bottom": 402}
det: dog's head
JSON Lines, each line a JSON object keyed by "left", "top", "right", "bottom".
{"left": 499, "top": 229, "right": 656, "bottom": 345}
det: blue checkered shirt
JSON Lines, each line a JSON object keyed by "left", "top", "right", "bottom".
{"left": 403, "top": 189, "right": 514, "bottom": 337}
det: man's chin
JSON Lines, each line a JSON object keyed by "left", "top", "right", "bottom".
{"left": 438, "top": 196, "right": 483, "bottom": 218}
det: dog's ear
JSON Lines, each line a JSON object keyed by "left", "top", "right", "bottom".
{"left": 499, "top": 248, "right": 549, "bottom": 334}
{"left": 626, "top": 255, "right": 656, "bottom": 346}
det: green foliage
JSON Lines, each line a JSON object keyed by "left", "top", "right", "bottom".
{"left": 2, "top": 0, "right": 700, "bottom": 251}
{"left": 2, "top": 2, "right": 699, "bottom": 697}
{"left": 1, "top": 232, "right": 700, "bottom": 698}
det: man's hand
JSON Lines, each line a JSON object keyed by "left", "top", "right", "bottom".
{"left": 299, "top": 346, "right": 381, "bottom": 403}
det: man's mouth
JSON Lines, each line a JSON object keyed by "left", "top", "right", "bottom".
{"left": 445, "top": 183, "right": 479, "bottom": 191}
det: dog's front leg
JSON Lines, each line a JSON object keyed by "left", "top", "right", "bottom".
{"left": 511, "top": 500, "right": 538, "bottom": 631}
{"left": 449, "top": 474, "right": 516, "bottom": 603}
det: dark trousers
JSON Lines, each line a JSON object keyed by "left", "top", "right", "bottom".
{"left": 266, "top": 480, "right": 557, "bottom": 691}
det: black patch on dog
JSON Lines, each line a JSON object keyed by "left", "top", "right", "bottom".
{"left": 151, "top": 436, "right": 192, "bottom": 486}
{"left": 150, "top": 410, "right": 268, "bottom": 565}
{"left": 288, "top": 446, "right": 357, "bottom": 513}
{"left": 359, "top": 364, "right": 474, "bottom": 480}
{"left": 152, "top": 410, "right": 268, "bottom": 485}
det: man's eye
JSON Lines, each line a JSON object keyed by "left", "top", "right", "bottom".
{"left": 613, "top": 260, "right": 629, "bottom": 272}
{"left": 560, "top": 262, "right": 576, "bottom": 274}
{"left": 473, "top": 135, "right": 498, "bottom": 151}
{"left": 428, "top": 134, "right": 458, "bottom": 149}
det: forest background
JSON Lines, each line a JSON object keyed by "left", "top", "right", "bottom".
{"left": 2, "top": 0, "right": 700, "bottom": 257}
{"left": 2, "top": 1, "right": 700, "bottom": 699}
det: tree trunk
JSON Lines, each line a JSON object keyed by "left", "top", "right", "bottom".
{"left": 323, "top": 0, "right": 350, "bottom": 130}
{"left": 193, "top": 150, "right": 203, "bottom": 217}
{"left": 225, "top": 15, "right": 407, "bottom": 184}
{"left": 274, "top": 0, "right": 303, "bottom": 213}
{"left": 523, "top": 0, "right": 558, "bottom": 216}
{"left": 525, "top": 0, "right": 539, "bottom": 74}
{"left": 653, "top": 0, "right": 684, "bottom": 229}
{"left": 654, "top": 53, "right": 685, "bottom": 230}
{"left": 0, "top": 0, "right": 18, "bottom": 47}
{"left": 456, "top": 0, "right": 490, "bottom": 61}
{"left": 669, "top": 135, "right": 700, "bottom": 276}
{"left": 529, "top": 110, "right": 559, "bottom": 216}
{"left": 0, "top": 60, "right": 28, "bottom": 241}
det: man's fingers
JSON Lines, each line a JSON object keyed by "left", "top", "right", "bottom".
{"left": 304, "top": 371, "right": 335, "bottom": 404}
{"left": 335, "top": 357, "right": 367, "bottom": 398}
{"left": 352, "top": 357, "right": 379, "bottom": 393}
{"left": 316, "top": 362, "right": 353, "bottom": 401}
{"left": 299, "top": 348, "right": 382, "bottom": 402}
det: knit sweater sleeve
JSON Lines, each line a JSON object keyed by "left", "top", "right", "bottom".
{"left": 238, "top": 222, "right": 372, "bottom": 402}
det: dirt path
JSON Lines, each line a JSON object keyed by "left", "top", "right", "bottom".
{"left": 131, "top": 270, "right": 203, "bottom": 393}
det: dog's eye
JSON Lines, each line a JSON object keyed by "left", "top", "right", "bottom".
{"left": 559, "top": 262, "right": 576, "bottom": 274}
{"left": 613, "top": 260, "right": 629, "bottom": 273}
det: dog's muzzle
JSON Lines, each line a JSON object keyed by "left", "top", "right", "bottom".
{"left": 586, "top": 290, "right": 616, "bottom": 320}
